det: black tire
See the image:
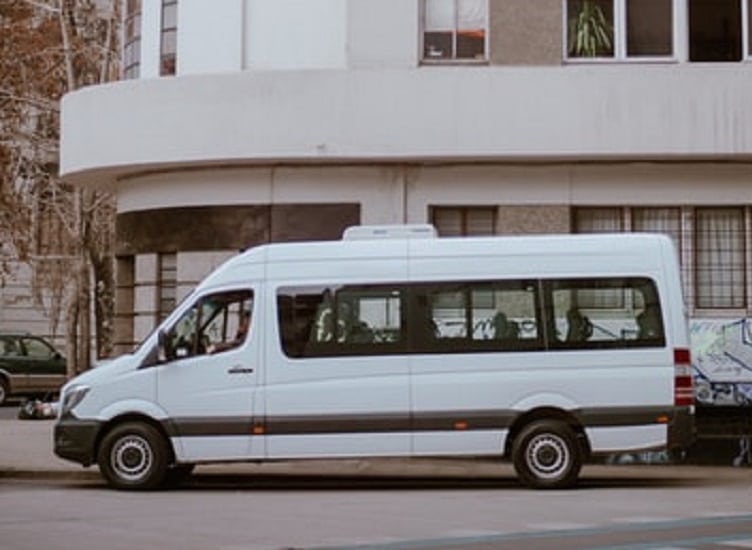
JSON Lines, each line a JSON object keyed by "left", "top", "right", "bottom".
{"left": 98, "top": 422, "right": 170, "bottom": 490}
{"left": 512, "top": 420, "right": 582, "bottom": 490}
{"left": 0, "top": 378, "right": 8, "bottom": 406}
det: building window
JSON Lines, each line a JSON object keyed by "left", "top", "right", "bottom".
{"left": 422, "top": 0, "right": 487, "bottom": 61}
{"left": 689, "top": 0, "right": 742, "bottom": 61}
{"left": 431, "top": 206, "right": 496, "bottom": 236}
{"left": 573, "top": 207, "right": 623, "bottom": 232}
{"left": 160, "top": 0, "right": 178, "bottom": 76}
{"left": 574, "top": 206, "right": 750, "bottom": 312}
{"left": 631, "top": 207, "right": 681, "bottom": 251}
{"left": 695, "top": 208, "right": 745, "bottom": 309}
{"left": 123, "top": 0, "right": 141, "bottom": 79}
{"left": 566, "top": 0, "right": 674, "bottom": 59}
{"left": 157, "top": 252, "right": 177, "bottom": 322}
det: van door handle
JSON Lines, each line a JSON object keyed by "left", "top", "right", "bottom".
{"left": 227, "top": 366, "right": 254, "bottom": 374}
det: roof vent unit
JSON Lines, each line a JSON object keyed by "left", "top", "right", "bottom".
{"left": 342, "top": 224, "right": 438, "bottom": 241}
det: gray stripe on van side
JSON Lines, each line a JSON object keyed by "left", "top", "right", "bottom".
{"left": 164, "top": 406, "right": 674, "bottom": 438}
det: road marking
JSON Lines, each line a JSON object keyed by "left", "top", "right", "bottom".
{"left": 719, "top": 540, "right": 752, "bottom": 548}
{"left": 309, "top": 514, "right": 752, "bottom": 550}
{"left": 526, "top": 522, "right": 596, "bottom": 531}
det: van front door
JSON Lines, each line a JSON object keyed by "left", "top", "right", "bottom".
{"left": 156, "top": 289, "right": 259, "bottom": 462}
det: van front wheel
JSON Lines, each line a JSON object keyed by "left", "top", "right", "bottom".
{"left": 512, "top": 420, "right": 582, "bottom": 490}
{"left": 98, "top": 422, "right": 169, "bottom": 490}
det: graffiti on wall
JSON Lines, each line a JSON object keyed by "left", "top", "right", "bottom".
{"left": 610, "top": 319, "right": 752, "bottom": 466}
{"left": 691, "top": 319, "right": 752, "bottom": 406}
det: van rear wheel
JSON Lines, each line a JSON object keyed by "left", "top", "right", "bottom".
{"left": 512, "top": 420, "right": 582, "bottom": 490}
{"left": 98, "top": 422, "right": 169, "bottom": 490}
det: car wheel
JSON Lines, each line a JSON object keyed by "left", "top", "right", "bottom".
{"left": 98, "top": 422, "right": 170, "bottom": 490}
{"left": 512, "top": 420, "right": 582, "bottom": 490}
{"left": 0, "top": 379, "right": 8, "bottom": 406}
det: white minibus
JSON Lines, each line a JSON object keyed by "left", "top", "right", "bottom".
{"left": 54, "top": 225, "right": 694, "bottom": 490}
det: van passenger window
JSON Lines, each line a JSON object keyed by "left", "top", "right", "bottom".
{"left": 277, "top": 285, "right": 404, "bottom": 358}
{"left": 547, "top": 278, "right": 664, "bottom": 349}
{"left": 417, "top": 280, "right": 542, "bottom": 353}
{"left": 166, "top": 290, "right": 253, "bottom": 359}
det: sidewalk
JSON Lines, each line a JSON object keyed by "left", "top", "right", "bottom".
{"left": 2, "top": 418, "right": 752, "bottom": 484}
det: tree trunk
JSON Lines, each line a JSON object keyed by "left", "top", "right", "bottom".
{"left": 65, "top": 291, "right": 78, "bottom": 379}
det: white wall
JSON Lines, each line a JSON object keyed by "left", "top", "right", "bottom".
{"left": 346, "top": 0, "right": 419, "bottom": 68}
{"left": 178, "top": 0, "right": 244, "bottom": 75}
{"left": 244, "top": 0, "right": 347, "bottom": 69}
{"left": 62, "top": 66, "right": 752, "bottom": 184}
{"left": 117, "top": 166, "right": 406, "bottom": 225}
{"left": 139, "top": 0, "right": 162, "bottom": 78}
{"left": 116, "top": 162, "right": 752, "bottom": 232}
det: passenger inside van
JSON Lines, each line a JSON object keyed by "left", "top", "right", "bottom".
{"left": 637, "top": 304, "right": 662, "bottom": 340}
{"left": 566, "top": 308, "right": 593, "bottom": 343}
{"left": 492, "top": 312, "right": 519, "bottom": 341}
{"left": 208, "top": 310, "right": 250, "bottom": 354}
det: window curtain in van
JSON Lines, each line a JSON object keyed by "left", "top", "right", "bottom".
{"left": 695, "top": 208, "right": 745, "bottom": 309}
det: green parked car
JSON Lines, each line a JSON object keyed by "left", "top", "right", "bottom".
{"left": 0, "top": 333, "right": 67, "bottom": 406}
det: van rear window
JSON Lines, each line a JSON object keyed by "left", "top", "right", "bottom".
{"left": 546, "top": 277, "right": 665, "bottom": 349}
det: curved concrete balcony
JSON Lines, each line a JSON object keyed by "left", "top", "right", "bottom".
{"left": 60, "top": 65, "right": 752, "bottom": 186}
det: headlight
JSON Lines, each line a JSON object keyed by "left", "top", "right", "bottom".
{"left": 61, "top": 385, "right": 90, "bottom": 416}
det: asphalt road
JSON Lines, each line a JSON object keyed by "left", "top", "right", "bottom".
{"left": 3, "top": 467, "right": 752, "bottom": 550}
{"left": 0, "top": 402, "right": 20, "bottom": 419}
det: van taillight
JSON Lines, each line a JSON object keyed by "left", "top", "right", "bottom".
{"left": 674, "top": 348, "right": 694, "bottom": 407}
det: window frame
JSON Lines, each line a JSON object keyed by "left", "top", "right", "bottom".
{"left": 157, "top": 252, "right": 178, "bottom": 323}
{"left": 573, "top": 205, "right": 752, "bottom": 314}
{"left": 544, "top": 277, "right": 666, "bottom": 350}
{"left": 430, "top": 205, "right": 497, "bottom": 237}
{"left": 420, "top": 0, "right": 490, "bottom": 64}
{"left": 122, "top": 0, "right": 142, "bottom": 79}
{"left": 164, "top": 289, "right": 254, "bottom": 360}
{"left": 277, "top": 284, "right": 408, "bottom": 359}
{"left": 564, "top": 0, "right": 680, "bottom": 63}
{"left": 160, "top": 0, "right": 178, "bottom": 76}
{"left": 694, "top": 206, "right": 747, "bottom": 310}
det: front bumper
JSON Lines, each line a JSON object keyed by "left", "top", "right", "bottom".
{"left": 54, "top": 417, "right": 104, "bottom": 467}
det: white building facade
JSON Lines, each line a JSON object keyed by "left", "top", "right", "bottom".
{"left": 61, "top": 1, "right": 752, "bottom": 417}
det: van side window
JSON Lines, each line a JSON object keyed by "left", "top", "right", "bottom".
{"left": 546, "top": 278, "right": 664, "bottom": 349}
{"left": 414, "top": 280, "right": 542, "bottom": 353}
{"left": 167, "top": 290, "right": 253, "bottom": 359}
{"left": 277, "top": 285, "right": 404, "bottom": 358}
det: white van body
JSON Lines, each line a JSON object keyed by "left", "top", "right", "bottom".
{"left": 54, "top": 227, "right": 694, "bottom": 490}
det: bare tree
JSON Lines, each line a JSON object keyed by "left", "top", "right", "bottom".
{"left": 0, "top": 0, "right": 119, "bottom": 376}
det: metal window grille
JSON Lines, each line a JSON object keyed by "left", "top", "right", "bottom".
{"left": 431, "top": 206, "right": 496, "bottom": 236}
{"left": 694, "top": 207, "right": 746, "bottom": 309}
{"left": 158, "top": 252, "right": 177, "bottom": 321}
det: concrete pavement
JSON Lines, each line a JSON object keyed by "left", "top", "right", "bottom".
{"left": 2, "top": 416, "right": 752, "bottom": 485}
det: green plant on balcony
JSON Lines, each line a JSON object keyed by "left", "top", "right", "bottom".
{"left": 567, "top": 0, "right": 614, "bottom": 57}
